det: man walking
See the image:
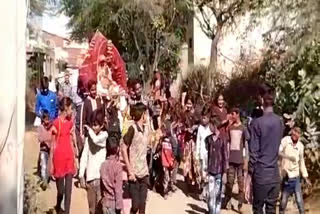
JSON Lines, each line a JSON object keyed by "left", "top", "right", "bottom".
{"left": 249, "top": 85, "right": 284, "bottom": 214}
{"left": 58, "top": 71, "right": 73, "bottom": 99}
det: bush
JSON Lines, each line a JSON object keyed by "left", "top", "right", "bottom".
{"left": 179, "top": 65, "right": 227, "bottom": 106}
{"left": 256, "top": 40, "right": 320, "bottom": 190}
{"left": 273, "top": 41, "right": 320, "bottom": 189}
{"left": 222, "top": 62, "right": 262, "bottom": 111}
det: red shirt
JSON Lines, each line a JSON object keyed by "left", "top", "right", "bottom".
{"left": 161, "top": 137, "right": 174, "bottom": 168}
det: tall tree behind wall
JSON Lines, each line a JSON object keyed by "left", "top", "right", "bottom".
{"left": 250, "top": 0, "right": 320, "bottom": 84}
{"left": 61, "top": 0, "right": 192, "bottom": 83}
{"left": 193, "top": 0, "right": 254, "bottom": 88}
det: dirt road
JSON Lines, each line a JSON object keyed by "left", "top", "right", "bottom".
{"left": 24, "top": 129, "right": 318, "bottom": 214}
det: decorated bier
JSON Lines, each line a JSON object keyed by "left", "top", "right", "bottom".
{"left": 79, "top": 30, "right": 127, "bottom": 98}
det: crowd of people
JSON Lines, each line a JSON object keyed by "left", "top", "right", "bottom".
{"left": 34, "top": 68, "right": 312, "bottom": 214}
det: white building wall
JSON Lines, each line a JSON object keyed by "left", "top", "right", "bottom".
{"left": 65, "top": 41, "right": 89, "bottom": 49}
{"left": 179, "top": 43, "right": 189, "bottom": 79}
{"left": 172, "top": 43, "right": 188, "bottom": 97}
{"left": 0, "top": 0, "right": 26, "bottom": 213}
{"left": 185, "top": 7, "right": 271, "bottom": 76}
{"left": 217, "top": 13, "right": 268, "bottom": 75}
{"left": 191, "top": 7, "right": 214, "bottom": 66}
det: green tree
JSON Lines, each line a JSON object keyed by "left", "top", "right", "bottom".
{"left": 249, "top": 0, "right": 320, "bottom": 69}
{"left": 193, "top": 0, "right": 252, "bottom": 87}
{"left": 29, "top": 0, "right": 47, "bottom": 16}
{"left": 222, "top": 39, "right": 320, "bottom": 189}
{"left": 61, "top": 0, "right": 191, "bottom": 82}
{"left": 194, "top": 0, "right": 320, "bottom": 89}
{"left": 233, "top": 0, "right": 320, "bottom": 184}
{"left": 272, "top": 40, "right": 320, "bottom": 188}
{"left": 28, "top": 0, "right": 59, "bottom": 35}
{"left": 29, "top": 0, "right": 58, "bottom": 17}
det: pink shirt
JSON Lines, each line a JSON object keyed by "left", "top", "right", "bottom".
{"left": 37, "top": 125, "right": 52, "bottom": 150}
{"left": 100, "top": 155, "right": 123, "bottom": 210}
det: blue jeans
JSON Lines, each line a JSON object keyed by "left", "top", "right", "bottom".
{"left": 200, "top": 159, "right": 208, "bottom": 198}
{"left": 40, "top": 150, "right": 49, "bottom": 182}
{"left": 208, "top": 173, "right": 222, "bottom": 214}
{"left": 279, "top": 177, "right": 305, "bottom": 214}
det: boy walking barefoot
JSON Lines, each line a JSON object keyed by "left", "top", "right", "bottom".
{"left": 279, "top": 127, "right": 311, "bottom": 214}
{"left": 100, "top": 134, "right": 123, "bottom": 214}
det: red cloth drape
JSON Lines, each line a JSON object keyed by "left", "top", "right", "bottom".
{"left": 79, "top": 31, "right": 127, "bottom": 91}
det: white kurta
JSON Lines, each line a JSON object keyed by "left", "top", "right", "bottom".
{"left": 79, "top": 128, "right": 108, "bottom": 182}
{"left": 196, "top": 124, "right": 212, "bottom": 175}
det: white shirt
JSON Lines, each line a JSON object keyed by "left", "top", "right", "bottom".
{"left": 279, "top": 136, "right": 308, "bottom": 179}
{"left": 196, "top": 124, "right": 212, "bottom": 161}
{"left": 49, "top": 81, "right": 56, "bottom": 92}
{"left": 72, "top": 87, "right": 83, "bottom": 106}
{"left": 79, "top": 128, "right": 108, "bottom": 182}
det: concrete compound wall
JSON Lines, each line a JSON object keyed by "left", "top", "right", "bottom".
{"left": 0, "top": 0, "right": 26, "bottom": 213}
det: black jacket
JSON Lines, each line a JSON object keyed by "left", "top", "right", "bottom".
{"left": 249, "top": 109, "right": 284, "bottom": 185}
{"left": 205, "top": 132, "right": 228, "bottom": 175}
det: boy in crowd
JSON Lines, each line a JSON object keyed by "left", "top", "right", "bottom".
{"left": 121, "top": 103, "right": 149, "bottom": 214}
{"left": 37, "top": 110, "right": 53, "bottom": 190}
{"left": 279, "top": 127, "right": 311, "bottom": 214}
{"left": 100, "top": 133, "right": 123, "bottom": 214}
{"left": 79, "top": 109, "right": 108, "bottom": 214}
{"left": 196, "top": 106, "right": 212, "bottom": 201}
{"left": 160, "top": 121, "right": 178, "bottom": 199}
{"left": 205, "top": 121, "right": 228, "bottom": 214}
{"left": 127, "top": 80, "right": 148, "bottom": 106}
{"left": 222, "top": 108, "right": 250, "bottom": 213}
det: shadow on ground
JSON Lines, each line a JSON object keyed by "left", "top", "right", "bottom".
{"left": 185, "top": 203, "right": 207, "bottom": 214}
{"left": 176, "top": 179, "right": 202, "bottom": 201}
{"left": 185, "top": 211, "right": 202, "bottom": 214}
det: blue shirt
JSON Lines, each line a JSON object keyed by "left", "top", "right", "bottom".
{"left": 249, "top": 108, "right": 284, "bottom": 184}
{"left": 35, "top": 91, "right": 58, "bottom": 121}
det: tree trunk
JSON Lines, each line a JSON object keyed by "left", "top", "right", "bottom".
{"left": 208, "top": 25, "right": 222, "bottom": 90}
{"left": 152, "top": 42, "right": 160, "bottom": 74}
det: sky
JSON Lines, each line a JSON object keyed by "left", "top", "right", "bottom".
{"left": 42, "top": 13, "right": 70, "bottom": 38}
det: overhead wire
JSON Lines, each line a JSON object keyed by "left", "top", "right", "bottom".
{"left": 0, "top": 105, "right": 16, "bottom": 157}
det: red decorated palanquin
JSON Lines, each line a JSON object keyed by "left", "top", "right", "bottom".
{"left": 79, "top": 31, "right": 127, "bottom": 93}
